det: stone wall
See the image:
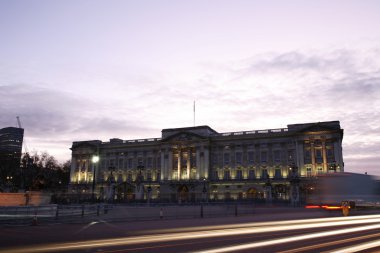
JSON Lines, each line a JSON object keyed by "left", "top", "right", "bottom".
{"left": 0, "top": 192, "right": 51, "bottom": 206}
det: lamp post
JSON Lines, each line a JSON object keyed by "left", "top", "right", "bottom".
{"left": 202, "top": 178, "right": 208, "bottom": 202}
{"left": 91, "top": 155, "right": 99, "bottom": 202}
{"left": 289, "top": 163, "right": 300, "bottom": 207}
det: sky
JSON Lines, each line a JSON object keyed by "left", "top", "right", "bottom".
{"left": 0, "top": 0, "right": 379, "bottom": 175}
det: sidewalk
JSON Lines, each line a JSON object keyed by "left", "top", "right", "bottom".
{"left": 0, "top": 203, "right": 330, "bottom": 226}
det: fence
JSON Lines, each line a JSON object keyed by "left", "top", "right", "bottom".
{"left": 0, "top": 202, "right": 307, "bottom": 226}
{"left": 0, "top": 204, "right": 111, "bottom": 225}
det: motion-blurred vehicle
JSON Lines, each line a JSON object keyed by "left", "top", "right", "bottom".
{"left": 306, "top": 172, "right": 380, "bottom": 216}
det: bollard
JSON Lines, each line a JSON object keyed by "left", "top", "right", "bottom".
{"left": 104, "top": 205, "right": 108, "bottom": 214}
{"left": 97, "top": 205, "right": 100, "bottom": 216}
{"left": 81, "top": 205, "right": 85, "bottom": 217}
{"left": 31, "top": 210, "right": 38, "bottom": 226}
{"left": 200, "top": 204, "right": 204, "bottom": 218}
{"left": 160, "top": 208, "right": 163, "bottom": 219}
{"left": 235, "top": 204, "right": 238, "bottom": 217}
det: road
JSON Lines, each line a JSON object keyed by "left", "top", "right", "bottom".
{"left": 1, "top": 212, "right": 380, "bottom": 252}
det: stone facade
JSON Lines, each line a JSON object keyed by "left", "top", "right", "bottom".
{"left": 69, "top": 121, "right": 344, "bottom": 202}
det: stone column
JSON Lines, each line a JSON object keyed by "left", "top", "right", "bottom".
{"left": 296, "top": 140, "right": 304, "bottom": 175}
{"left": 160, "top": 150, "right": 166, "bottom": 180}
{"left": 168, "top": 149, "right": 173, "bottom": 180}
{"left": 196, "top": 147, "right": 201, "bottom": 179}
{"left": 187, "top": 149, "right": 191, "bottom": 179}
{"left": 85, "top": 158, "right": 89, "bottom": 182}
{"left": 322, "top": 140, "right": 327, "bottom": 173}
{"left": 177, "top": 150, "right": 181, "bottom": 180}
{"left": 204, "top": 146, "right": 209, "bottom": 179}
{"left": 310, "top": 141, "right": 315, "bottom": 172}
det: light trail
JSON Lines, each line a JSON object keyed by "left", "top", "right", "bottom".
{"left": 2, "top": 215, "right": 380, "bottom": 253}
{"left": 324, "top": 239, "right": 380, "bottom": 253}
{"left": 194, "top": 224, "right": 380, "bottom": 253}
{"left": 150, "top": 214, "right": 380, "bottom": 234}
{"left": 278, "top": 232, "right": 380, "bottom": 253}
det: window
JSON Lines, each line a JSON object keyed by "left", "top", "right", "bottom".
{"left": 224, "top": 170, "right": 231, "bottom": 180}
{"left": 274, "top": 169, "right": 281, "bottom": 178}
{"left": 235, "top": 152, "right": 242, "bottom": 165}
{"left": 274, "top": 150, "right": 281, "bottom": 163}
{"left": 287, "top": 150, "right": 294, "bottom": 163}
{"left": 212, "top": 153, "right": 218, "bottom": 166}
{"left": 128, "top": 158, "right": 133, "bottom": 169}
{"left": 261, "top": 151, "right": 267, "bottom": 163}
{"left": 317, "top": 167, "right": 323, "bottom": 174}
{"left": 212, "top": 170, "right": 219, "bottom": 180}
{"left": 156, "top": 171, "right": 161, "bottom": 181}
{"left": 191, "top": 153, "right": 196, "bottom": 167}
{"left": 262, "top": 169, "right": 268, "bottom": 179}
{"left": 137, "top": 157, "right": 143, "bottom": 166}
{"left": 119, "top": 159, "right": 124, "bottom": 169}
{"left": 236, "top": 170, "right": 243, "bottom": 180}
{"left": 327, "top": 148, "right": 334, "bottom": 163}
{"left": 127, "top": 171, "right": 133, "bottom": 182}
{"left": 223, "top": 153, "right": 230, "bottom": 166}
{"left": 248, "top": 170, "right": 255, "bottom": 179}
{"left": 147, "top": 157, "right": 153, "bottom": 168}
{"left": 147, "top": 171, "right": 152, "bottom": 181}
{"left": 248, "top": 151, "right": 254, "bottom": 165}
{"left": 304, "top": 149, "right": 311, "bottom": 164}
{"left": 315, "top": 149, "right": 323, "bottom": 163}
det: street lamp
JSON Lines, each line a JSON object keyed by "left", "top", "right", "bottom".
{"left": 91, "top": 155, "right": 99, "bottom": 202}
{"left": 202, "top": 178, "right": 208, "bottom": 202}
{"left": 288, "top": 163, "right": 300, "bottom": 207}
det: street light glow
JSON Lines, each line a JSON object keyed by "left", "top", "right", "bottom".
{"left": 92, "top": 156, "right": 99, "bottom": 163}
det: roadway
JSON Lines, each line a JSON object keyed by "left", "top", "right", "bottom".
{"left": 1, "top": 211, "right": 380, "bottom": 253}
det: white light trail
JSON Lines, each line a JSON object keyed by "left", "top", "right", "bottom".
{"left": 195, "top": 224, "right": 380, "bottom": 253}
{"left": 2, "top": 215, "right": 380, "bottom": 253}
{"left": 153, "top": 214, "right": 380, "bottom": 234}
{"left": 278, "top": 232, "right": 380, "bottom": 253}
{"left": 326, "top": 239, "right": 380, "bottom": 253}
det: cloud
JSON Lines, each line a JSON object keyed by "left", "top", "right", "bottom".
{"left": 0, "top": 83, "right": 158, "bottom": 160}
{"left": 1, "top": 48, "right": 379, "bottom": 175}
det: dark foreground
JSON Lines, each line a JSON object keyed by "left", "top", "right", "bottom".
{"left": 1, "top": 209, "right": 380, "bottom": 253}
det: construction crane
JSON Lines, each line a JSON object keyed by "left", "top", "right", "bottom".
{"left": 16, "top": 116, "right": 22, "bottom": 128}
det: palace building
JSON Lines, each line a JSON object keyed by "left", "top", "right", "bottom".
{"left": 69, "top": 121, "right": 344, "bottom": 203}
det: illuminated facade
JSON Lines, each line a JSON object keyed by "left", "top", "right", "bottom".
{"left": 69, "top": 121, "right": 344, "bottom": 202}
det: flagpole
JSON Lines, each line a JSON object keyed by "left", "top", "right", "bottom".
{"left": 193, "top": 101, "right": 195, "bottom": 127}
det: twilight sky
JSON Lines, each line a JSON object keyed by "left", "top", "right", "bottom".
{"left": 1, "top": 0, "right": 379, "bottom": 175}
